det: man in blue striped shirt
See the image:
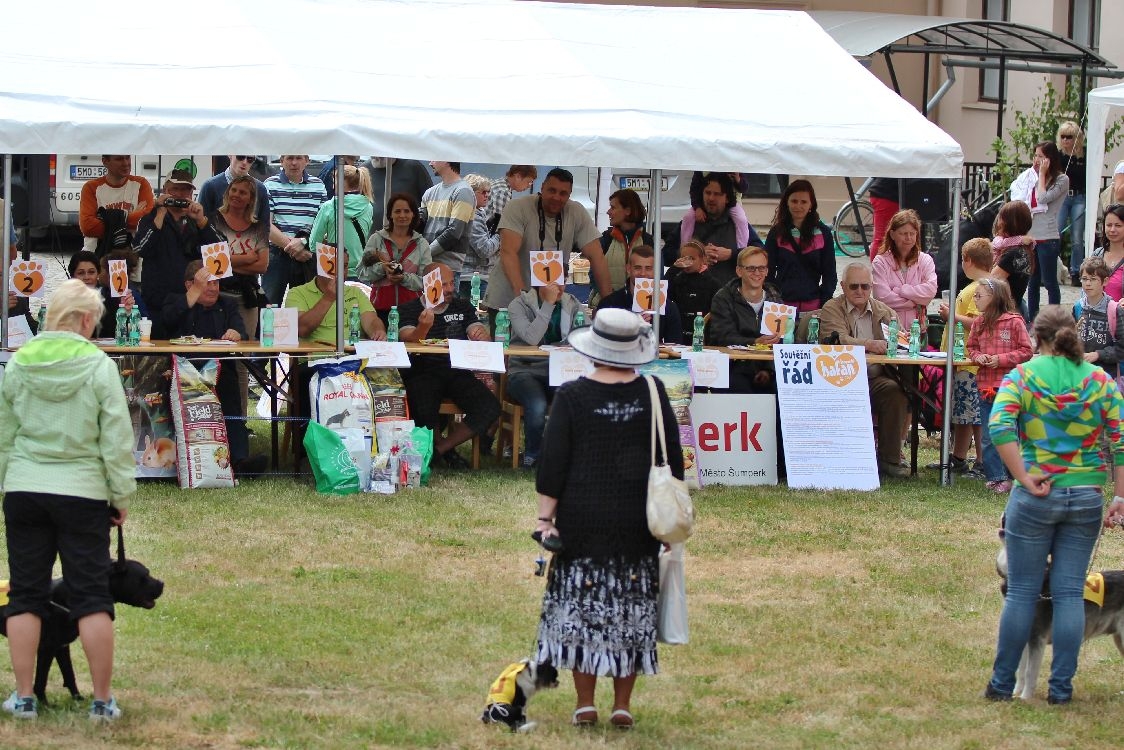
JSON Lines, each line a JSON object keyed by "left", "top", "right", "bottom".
{"left": 263, "top": 155, "right": 327, "bottom": 305}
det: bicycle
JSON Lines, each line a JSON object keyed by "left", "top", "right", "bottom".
{"left": 832, "top": 198, "right": 874, "bottom": 258}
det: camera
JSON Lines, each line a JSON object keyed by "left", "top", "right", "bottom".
{"left": 389, "top": 262, "right": 403, "bottom": 275}
{"left": 164, "top": 198, "right": 190, "bottom": 208}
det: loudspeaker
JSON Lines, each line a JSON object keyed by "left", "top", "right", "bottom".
{"left": 902, "top": 179, "right": 950, "bottom": 222}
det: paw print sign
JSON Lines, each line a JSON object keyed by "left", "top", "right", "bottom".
{"left": 200, "top": 242, "right": 233, "bottom": 280}
{"left": 107, "top": 258, "right": 129, "bottom": 297}
{"left": 9, "top": 260, "right": 47, "bottom": 298}
{"left": 529, "top": 250, "right": 563, "bottom": 287}
{"left": 422, "top": 267, "right": 444, "bottom": 309}
{"left": 760, "top": 301, "right": 797, "bottom": 337}
{"left": 631, "top": 278, "right": 668, "bottom": 315}
{"left": 317, "top": 244, "right": 338, "bottom": 279}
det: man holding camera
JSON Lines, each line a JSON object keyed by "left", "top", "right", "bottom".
{"left": 263, "top": 155, "right": 327, "bottom": 306}
{"left": 133, "top": 169, "right": 225, "bottom": 339}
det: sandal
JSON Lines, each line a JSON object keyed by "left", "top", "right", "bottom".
{"left": 610, "top": 709, "right": 634, "bottom": 730}
{"left": 572, "top": 706, "right": 598, "bottom": 726}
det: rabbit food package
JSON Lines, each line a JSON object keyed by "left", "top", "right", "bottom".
{"left": 170, "top": 356, "right": 235, "bottom": 489}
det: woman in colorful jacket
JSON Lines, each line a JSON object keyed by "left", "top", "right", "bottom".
{"left": 764, "top": 179, "right": 838, "bottom": 312}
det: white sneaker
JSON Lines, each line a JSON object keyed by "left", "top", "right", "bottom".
{"left": 2, "top": 690, "right": 38, "bottom": 719}
{"left": 89, "top": 697, "right": 122, "bottom": 722}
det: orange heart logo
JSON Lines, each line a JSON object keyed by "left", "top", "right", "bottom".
{"left": 813, "top": 345, "right": 860, "bottom": 387}
{"left": 532, "top": 260, "right": 561, "bottom": 285}
{"left": 207, "top": 254, "right": 228, "bottom": 277}
{"left": 427, "top": 283, "right": 441, "bottom": 304}
{"left": 11, "top": 261, "right": 44, "bottom": 296}
{"left": 319, "top": 253, "right": 336, "bottom": 276}
{"left": 111, "top": 270, "right": 128, "bottom": 293}
{"left": 765, "top": 314, "right": 785, "bottom": 336}
{"left": 636, "top": 289, "right": 653, "bottom": 311}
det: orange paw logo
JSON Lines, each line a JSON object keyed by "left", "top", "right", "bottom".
{"left": 530, "top": 251, "right": 563, "bottom": 286}
{"left": 10, "top": 260, "right": 45, "bottom": 297}
{"left": 107, "top": 258, "right": 129, "bottom": 295}
{"left": 316, "top": 244, "right": 337, "bottom": 279}
{"left": 813, "top": 345, "right": 860, "bottom": 387}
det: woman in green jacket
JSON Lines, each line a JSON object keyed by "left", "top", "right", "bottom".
{"left": 308, "top": 164, "right": 375, "bottom": 280}
{"left": 0, "top": 279, "right": 135, "bottom": 721}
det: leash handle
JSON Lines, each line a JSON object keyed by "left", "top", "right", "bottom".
{"left": 116, "top": 524, "right": 126, "bottom": 565}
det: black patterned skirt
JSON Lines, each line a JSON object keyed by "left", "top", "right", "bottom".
{"left": 535, "top": 554, "right": 659, "bottom": 677}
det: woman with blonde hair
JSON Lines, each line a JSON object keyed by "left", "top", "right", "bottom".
{"left": 0, "top": 279, "right": 134, "bottom": 721}
{"left": 309, "top": 164, "right": 374, "bottom": 280}
{"left": 871, "top": 208, "right": 937, "bottom": 331}
{"left": 209, "top": 174, "right": 269, "bottom": 337}
{"left": 1057, "top": 121, "right": 1087, "bottom": 284}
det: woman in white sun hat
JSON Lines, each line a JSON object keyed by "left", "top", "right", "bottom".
{"left": 533, "top": 308, "right": 683, "bottom": 730}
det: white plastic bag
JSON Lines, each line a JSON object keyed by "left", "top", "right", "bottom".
{"left": 657, "top": 543, "right": 688, "bottom": 645}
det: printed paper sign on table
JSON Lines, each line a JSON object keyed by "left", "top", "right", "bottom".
{"left": 760, "top": 301, "right": 797, "bottom": 337}
{"left": 316, "top": 243, "right": 340, "bottom": 279}
{"left": 447, "top": 339, "right": 505, "bottom": 373}
{"left": 631, "top": 278, "right": 668, "bottom": 315}
{"left": 8, "top": 260, "right": 46, "bottom": 298}
{"left": 5, "top": 315, "right": 33, "bottom": 347}
{"left": 107, "top": 258, "right": 130, "bottom": 297}
{"left": 201, "top": 242, "right": 233, "bottom": 280}
{"left": 354, "top": 341, "right": 411, "bottom": 368}
{"left": 681, "top": 350, "right": 730, "bottom": 389}
{"left": 772, "top": 343, "right": 879, "bottom": 490}
{"left": 261, "top": 307, "right": 299, "bottom": 347}
{"left": 548, "top": 349, "right": 595, "bottom": 385}
{"left": 529, "top": 250, "right": 564, "bottom": 287}
{"left": 422, "top": 268, "right": 444, "bottom": 309}
{"left": 689, "top": 393, "right": 776, "bottom": 485}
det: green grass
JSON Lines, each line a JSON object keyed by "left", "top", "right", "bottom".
{"left": 2, "top": 439, "right": 1124, "bottom": 749}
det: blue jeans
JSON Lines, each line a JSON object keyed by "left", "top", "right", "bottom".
{"left": 1061, "top": 195, "right": 1087, "bottom": 277}
{"left": 1028, "top": 238, "right": 1061, "bottom": 321}
{"left": 978, "top": 396, "right": 1008, "bottom": 482}
{"left": 505, "top": 369, "right": 552, "bottom": 461}
{"left": 989, "top": 485, "right": 1103, "bottom": 702}
{"left": 262, "top": 247, "right": 291, "bottom": 306}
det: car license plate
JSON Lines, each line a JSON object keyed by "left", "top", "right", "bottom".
{"left": 70, "top": 164, "right": 106, "bottom": 180}
{"left": 619, "top": 176, "right": 668, "bottom": 192}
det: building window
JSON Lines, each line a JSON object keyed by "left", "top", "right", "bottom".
{"left": 1069, "top": 0, "right": 1098, "bottom": 50}
{"left": 743, "top": 174, "right": 788, "bottom": 199}
{"left": 979, "top": 0, "right": 1009, "bottom": 102}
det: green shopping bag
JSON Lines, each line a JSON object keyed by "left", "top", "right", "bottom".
{"left": 303, "top": 422, "right": 361, "bottom": 495}
{"left": 411, "top": 426, "right": 434, "bottom": 486}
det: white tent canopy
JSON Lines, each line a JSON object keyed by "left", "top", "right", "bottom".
{"left": 1087, "top": 83, "right": 1124, "bottom": 251}
{"left": 0, "top": 0, "right": 962, "bottom": 178}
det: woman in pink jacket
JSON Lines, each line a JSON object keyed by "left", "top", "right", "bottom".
{"left": 872, "top": 209, "right": 938, "bottom": 330}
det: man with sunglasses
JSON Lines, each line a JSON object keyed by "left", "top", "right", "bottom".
{"left": 198, "top": 155, "right": 270, "bottom": 227}
{"left": 818, "top": 263, "right": 909, "bottom": 478}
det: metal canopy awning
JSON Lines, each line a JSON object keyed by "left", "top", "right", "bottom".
{"left": 810, "top": 11, "right": 1119, "bottom": 137}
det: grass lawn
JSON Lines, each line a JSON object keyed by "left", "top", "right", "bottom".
{"left": 2, "top": 437, "right": 1123, "bottom": 749}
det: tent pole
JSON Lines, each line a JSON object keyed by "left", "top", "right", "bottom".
{"left": 383, "top": 160, "right": 393, "bottom": 223}
{"left": 996, "top": 56, "right": 1007, "bottom": 140}
{"left": 650, "top": 168, "right": 662, "bottom": 344}
{"left": 335, "top": 156, "right": 345, "bottom": 353}
{"left": 2, "top": 154, "right": 11, "bottom": 349}
{"left": 939, "top": 179, "right": 963, "bottom": 488}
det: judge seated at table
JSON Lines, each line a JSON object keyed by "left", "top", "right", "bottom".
{"left": 816, "top": 262, "right": 909, "bottom": 479}
{"left": 163, "top": 260, "right": 268, "bottom": 477}
{"left": 286, "top": 247, "right": 386, "bottom": 344}
{"left": 398, "top": 262, "right": 500, "bottom": 470}
{"left": 507, "top": 279, "right": 583, "bottom": 468}
{"left": 595, "top": 244, "right": 684, "bottom": 344}
{"left": 706, "top": 246, "right": 781, "bottom": 394}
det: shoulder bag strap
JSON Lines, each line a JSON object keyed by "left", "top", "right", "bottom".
{"left": 646, "top": 375, "right": 667, "bottom": 467}
{"left": 350, "top": 217, "right": 368, "bottom": 247}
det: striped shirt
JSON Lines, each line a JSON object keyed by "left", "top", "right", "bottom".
{"left": 264, "top": 172, "right": 327, "bottom": 243}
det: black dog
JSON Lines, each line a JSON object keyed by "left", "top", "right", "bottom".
{"left": 0, "top": 526, "right": 163, "bottom": 705}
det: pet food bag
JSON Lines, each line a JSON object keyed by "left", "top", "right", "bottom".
{"left": 364, "top": 366, "right": 410, "bottom": 427}
{"left": 308, "top": 356, "right": 375, "bottom": 437}
{"left": 170, "top": 356, "right": 235, "bottom": 489}
{"left": 303, "top": 421, "right": 361, "bottom": 495}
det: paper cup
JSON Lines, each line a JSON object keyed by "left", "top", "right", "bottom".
{"left": 139, "top": 318, "right": 153, "bottom": 342}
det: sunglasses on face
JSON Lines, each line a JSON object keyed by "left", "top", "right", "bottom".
{"left": 235, "top": 155, "right": 255, "bottom": 162}
{"left": 1061, "top": 134, "right": 1076, "bottom": 140}
{"left": 846, "top": 283, "right": 872, "bottom": 291}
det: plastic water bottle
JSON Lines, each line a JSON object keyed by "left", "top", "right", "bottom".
{"left": 261, "top": 305, "right": 274, "bottom": 347}
{"left": 495, "top": 308, "right": 510, "bottom": 349}
{"left": 782, "top": 316, "right": 794, "bottom": 345}
{"left": 36, "top": 303, "right": 47, "bottom": 333}
{"left": 692, "top": 312, "right": 705, "bottom": 351}
{"left": 953, "top": 321, "right": 966, "bottom": 360}
{"left": 886, "top": 318, "right": 899, "bottom": 359}
{"left": 908, "top": 319, "right": 921, "bottom": 358}
{"left": 115, "top": 307, "right": 128, "bottom": 345}
{"left": 387, "top": 305, "right": 400, "bottom": 342}
{"left": 128, "top": 306, "right": 141, "bottom": 347}
{"left": 470, "top": 272, "right": 481, "bottom": 308}
{"left": 807, "top": 316, "right": 820, "bottom": 345}
{"left": 347, "top": 303, "right": 361, "bottom": 345}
